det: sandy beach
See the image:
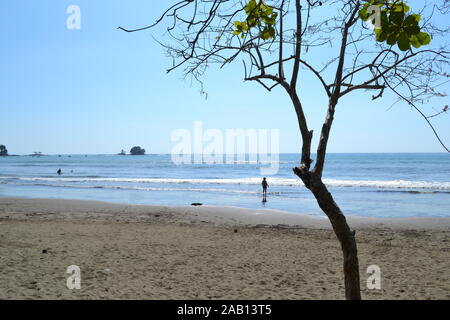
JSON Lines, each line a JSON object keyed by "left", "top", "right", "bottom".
{"left": 0, "top": 197, "right": 448, "bottom": 300}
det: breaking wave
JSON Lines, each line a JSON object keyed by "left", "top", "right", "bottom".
{"left": 2, "top": 176, "right": 450, "bottom": 190}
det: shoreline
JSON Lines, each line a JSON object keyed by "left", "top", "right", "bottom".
{"left": 1, "top": 197, "right": 449, "bottom": 231}
{"left": 0, "top": 197, "right": 448, "bottom": 299}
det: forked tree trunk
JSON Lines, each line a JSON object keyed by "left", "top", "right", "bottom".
{"left": 309, "top": 177, "right": 361, "bottom": 300}
{"left": 290, "top": 98, "right": 362, "bottom": 299}
{"left": 294, "top": 166, "right": 361, "bottom": 299}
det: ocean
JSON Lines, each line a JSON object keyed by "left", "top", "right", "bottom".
{"left": 0, "top": 153, "right": 449, "bottom": 218}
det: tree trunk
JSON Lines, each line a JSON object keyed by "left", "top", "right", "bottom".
{"left": 295, "top": 166, "right": 361, "bottom": 300}
{"left": 310, "top": 178, "right": 361, "bottom": 299}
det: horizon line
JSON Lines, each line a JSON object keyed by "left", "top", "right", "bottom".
{"left": 3, "top": 152, "right": 449, "bottom": 156}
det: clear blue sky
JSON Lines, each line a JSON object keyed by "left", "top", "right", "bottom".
{"left": 0, "top": 1, "right": 448, "bottom": 155}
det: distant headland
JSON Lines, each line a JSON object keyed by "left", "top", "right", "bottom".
{"left": 0, "top": 145, "right": 8, "bottom": 156}
{"left": 119, "top": 146, "right": 146, "bottom": 155}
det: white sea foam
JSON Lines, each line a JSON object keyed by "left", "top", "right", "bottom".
{"left": 2, "top": 176, "right": 450, "bottom": 190}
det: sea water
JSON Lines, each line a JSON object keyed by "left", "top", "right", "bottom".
{"left": 0, "top": 153, "right": 449, "bottom": 218}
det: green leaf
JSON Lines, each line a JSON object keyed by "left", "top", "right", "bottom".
{"left": 404, "top": 14, "right": 420, "bottom": 26}
{"left": 393, "top": 3, "right": 410, "bottom": 13}
{"left": 261, "top": 27, "right": 271, "bottom": 40}
{"left": 405, "top": 24, "right": 420, "bottom": 36}
{"left": 244, "top": 0, "right": 256, "bottom": 14}
{"left": 247, "top": 16, "right": 256, "bottom": 27}
{"left": 410, "top": 35, "right": 421, "bottom": 48}
{"left": 268, "top": 25, "right": 275, "bottom": 38}
{"left": 375, "top": 29, "right": 387, "bottom": 42}
{"left": 416, "top": 32, "right": 431, "bottom": 45}
{"left": 397, "top": 32, "right": 410, "bottom": 51}
{"left": 359, "top": 8, "right": 369, "bottom": 21}
{"left": 386, "top": 33, "right": 397, "bottom": 45}
{"left": 389, "top": 11, "right": 404, "bottom": 25}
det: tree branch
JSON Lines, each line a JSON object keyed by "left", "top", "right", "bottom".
{"left": 313, "top": 4, "right": 360, "bottom": 177}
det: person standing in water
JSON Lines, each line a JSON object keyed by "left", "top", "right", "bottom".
{"left": 262, "top": 177, "right": 268, "bottom": 202}
{"left": 57, "top": 168, "right": 62, "bottom": 175}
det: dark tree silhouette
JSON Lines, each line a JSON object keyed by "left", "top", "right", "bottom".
{"left": 0, "top": 145, "right": 8, "bottom": 156}
{"left": 130, "top": 146, "right": 146, "bottom": 155}
{"left": 119, "top": 0, "right": 449, "bottom": 299}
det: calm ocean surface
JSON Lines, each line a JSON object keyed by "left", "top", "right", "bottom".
{"left": 0, "top": 153, "right": 449, "bottom": 218}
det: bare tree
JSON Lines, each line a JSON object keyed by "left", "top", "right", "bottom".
{"left": 119, "top": 0, "right": 449, "bottom": 299}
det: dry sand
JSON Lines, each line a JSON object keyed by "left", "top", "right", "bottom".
{"left": 0, "top": 197, "right": 448, "bottom": 300}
